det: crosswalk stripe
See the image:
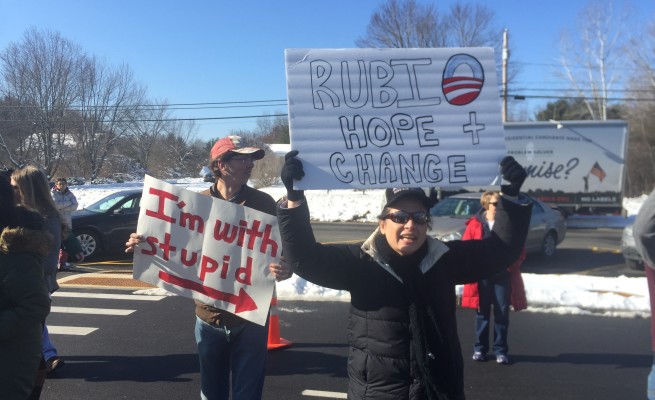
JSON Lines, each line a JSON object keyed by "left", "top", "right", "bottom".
{"left": 51, "top": 306, "right": 136, "bottom": 316}
{"left": 52, "top": 292, "right": 166, "bottom": 301}
{"left": 301, "top": 390, "right": 347, "bottom": 398}
{"left": 48, "top": 326, "right": 98, "bottom": 336}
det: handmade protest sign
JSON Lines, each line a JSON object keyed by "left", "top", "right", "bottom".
{"left": 132, "top": 176, "right": 280, "bottom": 326}
{"left": 285, "top": 47, "right": 506, "bottom": 190}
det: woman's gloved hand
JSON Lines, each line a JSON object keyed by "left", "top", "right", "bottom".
{"left": 281, "top": 150, "right": 305, "bottom": 201}
{"left": 500, "top": 156, "right": 527, "bottom": 197}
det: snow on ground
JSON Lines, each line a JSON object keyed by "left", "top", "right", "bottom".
{"left": 70, "top": 179, "right": 651, "bottom": 318}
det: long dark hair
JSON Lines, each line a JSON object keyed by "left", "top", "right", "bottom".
{"left": 11, "top": 166, "right": 61, "bottom": 219}
{"left": 0, "top": 177, "right": 18, "bottom": 230}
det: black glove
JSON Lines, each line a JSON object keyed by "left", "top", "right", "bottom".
{"left": 281, "top": 150, "right": 305, "bottom": 201}
{"left": 500, "top": 156, "right": 526, "bottom": 197}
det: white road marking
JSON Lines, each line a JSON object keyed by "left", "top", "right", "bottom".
{"left": 48, "top": 326, "right": 98, "bottom": 335}
{"left": 51, "top": 306, "right": 135, "bottom": 316}
{"left": 301, "top": 390, "right": 348, "bottom": 398}
{"left": 52, "top": 292, "right": 166, "bottom": 301}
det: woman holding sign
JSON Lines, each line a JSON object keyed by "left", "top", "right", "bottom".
{"left": 127, "top": 135, "right": 292, "bottom": 400}
{"left": 278, "top": 151, "right": 531, "bottom": 400}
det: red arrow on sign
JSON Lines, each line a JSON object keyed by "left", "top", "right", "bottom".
{"left": 158, "top": 271, "right": 257, "bottom": 313}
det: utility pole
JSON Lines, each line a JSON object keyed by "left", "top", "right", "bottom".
{"left": 502, "top": 28, "right": 509, "bottom": 123}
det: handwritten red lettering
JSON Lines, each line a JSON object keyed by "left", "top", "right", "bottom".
{"left": 214, "top": 220, "right": 238, "bottom": 243}
{"left": 260, "top": 224, "right": 278, "bottom": 257}
{"left": 235, "top": 256, "right": 253, "bottom": 285}
{"left": 237, "top": 220, "right": 247, "bottom": 246}
{"left": 213, "top": 218, "right": 278, "bottom": 257}
{"left": 245, "top": 220, "right": 263, "bottom": 250}
{"left": 180, "top": 211, "right": 204, "bottom": 233}
{"left": 181, "top": 248, "right": 198, "bottom": 267}
{"left": 145, "top": 188, "right": 179, "bottom": 223}
{"left": 158, "top": 233, "right": 177, "bottom": 261}
{"left": 141, "top": 236, "right": 159, "bottom": 255}
{"left": 199, "top": 255, "right": 218, "bottom": 282}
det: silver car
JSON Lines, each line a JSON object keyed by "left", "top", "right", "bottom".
{"left": 427, "top": 192, "right": 567, "bottom": 257}
{"left": 621, "top": 223, "right": 644, "bottom": 270}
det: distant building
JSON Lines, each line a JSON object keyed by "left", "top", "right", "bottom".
{"left": 265, "top": 143, "right": 290, "bottom": 157}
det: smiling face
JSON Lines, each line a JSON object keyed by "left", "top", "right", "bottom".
{"left": 379, "top": 197, "right": 429, "bottom": 256}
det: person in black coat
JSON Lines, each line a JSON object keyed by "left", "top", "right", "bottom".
{"left": 0, "top": 177, "right": 52, "bottom": 399}
{"left": 277, "top": 152, "right": 531, "bottom": 400}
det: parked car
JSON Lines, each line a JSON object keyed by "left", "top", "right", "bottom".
{"left": 427, "top": 192, "right": 567, "bottom": 257}
{"left": 67, "top": 177, "right": 86, "bottom": 186}
{"left": 200, "top": 166, "right": 215, "bottom": 182}
{"left": 72, "top": 189, "right": 142, "bottom": 260}
{"left": 621, "top": 223, "right": 644, "bottom": 270}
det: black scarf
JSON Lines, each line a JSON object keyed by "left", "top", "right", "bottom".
{"left": 374, "top": 234, "right": 454, "bottom": 400}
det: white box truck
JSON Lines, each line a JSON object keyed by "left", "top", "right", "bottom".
{"left": 503, "top": 120, "right": 629, "bottom": 214}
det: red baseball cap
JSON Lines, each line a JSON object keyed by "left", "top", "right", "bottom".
{"left": 210, "top": 135, "right": 265, "bottom": 161}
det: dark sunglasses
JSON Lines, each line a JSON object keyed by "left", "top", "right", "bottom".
{"left": 489, "top": 202, "right": 498, "bottom": 206}
{"left": 384, "top": 211, "right": 430, "bottom": 225}
{"left": 230, "top": 156, "right": 254, "bottom": 165}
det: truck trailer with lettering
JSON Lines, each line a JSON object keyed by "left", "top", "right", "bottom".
{"left": 503, "top": 120, "right": 629, "bottom": 214}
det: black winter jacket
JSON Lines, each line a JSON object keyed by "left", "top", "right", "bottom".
{"left": 277, "top": 196, "right": 531, "bottom": 400}
{"left": 0, "top": 210, "right": 52, "bottom": 399}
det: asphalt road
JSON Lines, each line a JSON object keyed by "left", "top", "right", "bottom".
{"left": 41, "top": 293, "right": 650, "bottom": 400}
{"left": 44, "top": 225, "right": 646, "bottom": 399}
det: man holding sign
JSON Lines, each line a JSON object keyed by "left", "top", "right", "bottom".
{"left": 126, "top": 136, "right": 292, "bottom": 400}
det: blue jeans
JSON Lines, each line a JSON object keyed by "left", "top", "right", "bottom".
{"left": 42, "top": 324, "right": 58, "bottom": 361}
{"left": 474, "top": 271, "right": 511, "bottom": 356}
{"left": 194, "top": 316, "right": 269, "bottom": 400}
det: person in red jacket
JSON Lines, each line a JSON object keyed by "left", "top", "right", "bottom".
{"left": 460, "top": 191, "right": 527, "bottom": 365}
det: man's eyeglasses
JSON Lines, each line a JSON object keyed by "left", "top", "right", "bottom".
{"left": 230, "top": 156, "right": 254, "bottom": 165}
{"left": 384, "top": 211, "right": 430, "bottom": 225}
{"left": 489, "top": 202, "right": 498, "bottom": 207}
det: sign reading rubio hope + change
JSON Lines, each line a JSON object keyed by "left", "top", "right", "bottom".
{"left": 285, "top": 47, "right": 506, "bottom": 190}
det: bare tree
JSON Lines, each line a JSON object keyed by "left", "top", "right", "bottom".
{"left": 125, "top": 99, "right": 172, "bottom": 173}
{"left": 256, "top": 114, "right": 289, "bottom": 144}
{"left": 0, "top": 28, "right": 84, "bottom": 176}
{"left": 443, "top": 2, "right": 497, "bottom": 47}
{"left": 357, "top": 0, "right": 502, "bottom": 49}
{"left": 356, "top": 0, "right": 446, "bottom": 48}
{"left": 628, "top": 18, "right": 655, "bottom": 90}
{"left": 73, "top": 57, "right": 146, "bottom": 179}
{"left": 623, "top": 19, "right": 655, "bottom": 194}
{"left": 153, "top": 120, "right": 203, "bottom": 177}
{"left": 556, "top": 0, "right": 630, "bottom": 120}
{"left": 0, "top": 95, "right": 35, "bottom": 168}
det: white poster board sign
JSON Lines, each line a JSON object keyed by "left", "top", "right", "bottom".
{"left": 132, "top": 176, "right": 280, "bottom": 326}
{"left": 285, "top": 47, "right": 506, "bottom": 190}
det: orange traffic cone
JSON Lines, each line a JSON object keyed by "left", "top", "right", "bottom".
{"left": 267, "top": 288, "right": 292, "bottom": 350}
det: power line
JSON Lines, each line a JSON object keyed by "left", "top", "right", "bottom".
{"left": 507, "top": 94, "right": 655, "bottom": 102}
{"left": 0, "top": 99, "right": 289, "bottom": 111}
{"left": 0, "top": 113, "right": 290, "bottom": 124}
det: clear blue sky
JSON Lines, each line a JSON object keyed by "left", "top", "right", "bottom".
{"left": 1, "top": 0, "right": 653, "bottom": 141}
